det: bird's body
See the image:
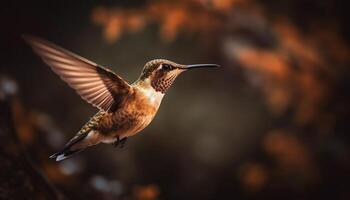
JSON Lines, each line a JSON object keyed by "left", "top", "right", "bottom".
{"left": 24, "top": 35, "right": 218, "bottom": 161}
{"left": 78, "top": 81, "right": 163, "bottom": 147}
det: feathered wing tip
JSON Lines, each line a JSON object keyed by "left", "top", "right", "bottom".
{"left": 22, "top": 34, "right": 133, "bottom": 113}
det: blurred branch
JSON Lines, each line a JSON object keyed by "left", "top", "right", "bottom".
{"left": 0, "top": 77, "right": 64, "bottom": 200}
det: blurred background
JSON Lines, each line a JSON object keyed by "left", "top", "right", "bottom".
{"left": 1, "top": 0, "right": 350, "bottom": 199}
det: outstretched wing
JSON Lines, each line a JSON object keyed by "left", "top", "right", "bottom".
{"left": 23, "top": 35, "right": 132, "bottom": 112}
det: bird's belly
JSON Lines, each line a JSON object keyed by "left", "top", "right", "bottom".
{"left": 98, "top": 90, "right": 160, "bottom": 143}
{"left": 99, "top": 112, "right": 155, "bottom": 143}
{"left": 119, "top": 114, "right": 154, "bottom": 138}
{"left": 134, "top": 114, "right": 155, "bottom": 134}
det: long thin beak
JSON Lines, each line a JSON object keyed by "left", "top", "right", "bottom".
{"left": 185, "top": 64, "right": 220, "bottom": 70}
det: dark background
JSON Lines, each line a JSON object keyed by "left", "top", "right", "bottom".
{"left": 1, "top": 0, "right": 350, "bottom": 199}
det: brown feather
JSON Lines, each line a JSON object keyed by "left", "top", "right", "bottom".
{"left": 23, "top": 35, "right": 132, "bottom": 112}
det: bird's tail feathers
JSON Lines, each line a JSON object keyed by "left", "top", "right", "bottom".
{"left": 50, "top": 112, "right": 105, "bottom": 161}
{"left": 49, "top": 131, "right": 89, "bottom": 161}
{"left": 49, "top": 147, "right": 86, "bottom": 162}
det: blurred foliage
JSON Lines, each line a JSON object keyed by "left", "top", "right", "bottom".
{"left": 89, "top": 0, "right": 350, "bottom": 197}
{"left": 1, "top": 0, "right": 350, "bottom": 199}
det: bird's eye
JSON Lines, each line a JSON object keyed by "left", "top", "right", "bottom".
{"left": 162, "top": 64, "right": 172, "bottom": 71}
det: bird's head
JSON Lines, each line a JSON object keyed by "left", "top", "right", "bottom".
{"left": 137, "top": 59, "right": 219, "bottom": 93}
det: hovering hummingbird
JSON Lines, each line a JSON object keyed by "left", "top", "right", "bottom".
{"left": 23, "top": 35, "right": 219, "bottom": 161}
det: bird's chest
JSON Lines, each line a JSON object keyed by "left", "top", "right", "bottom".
{"left": 98, "top": 93, "right": 161, "bottom": 137}
{"left": 124, "top": 94, "right": 161, "bottom": 135}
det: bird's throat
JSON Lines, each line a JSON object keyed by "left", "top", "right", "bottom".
{"left": 134, "top": 78, "right": 165, "bottom": 108}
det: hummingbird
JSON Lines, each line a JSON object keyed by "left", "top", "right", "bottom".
{"left": 23, "top": 35, "right": 219, "bottom": 161}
